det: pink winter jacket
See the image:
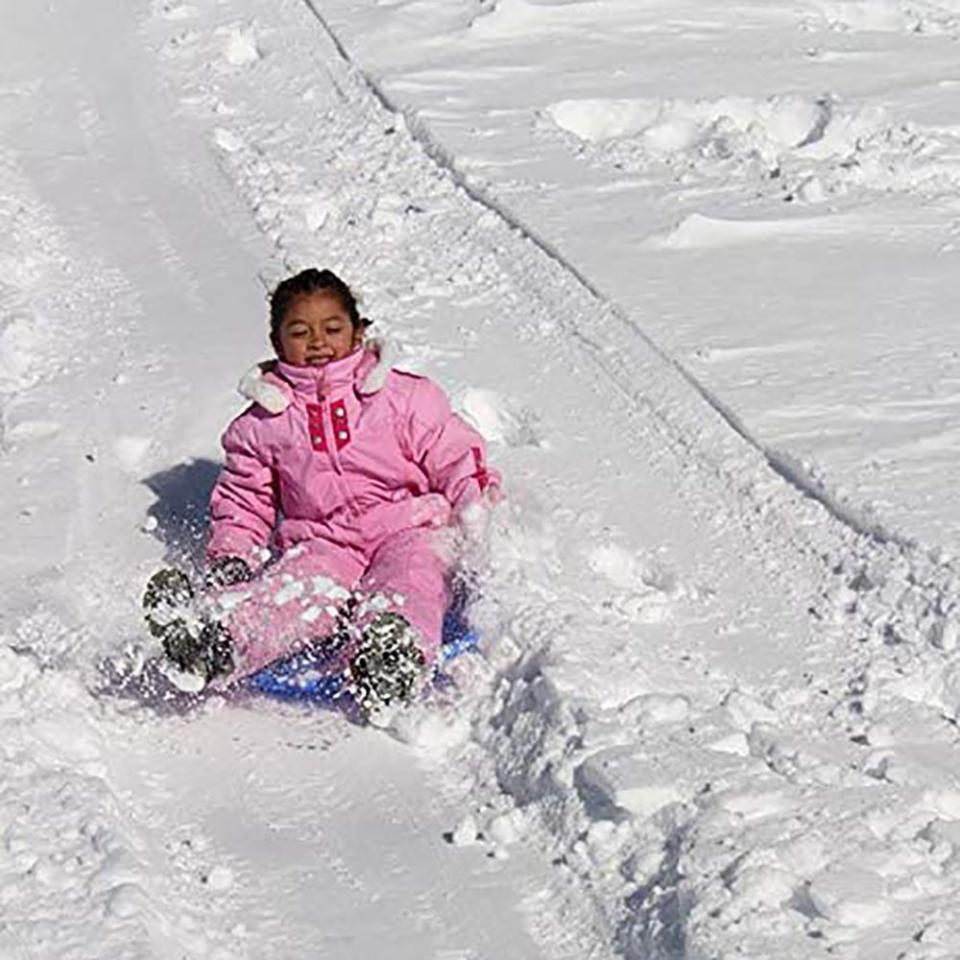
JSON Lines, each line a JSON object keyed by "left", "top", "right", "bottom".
{"left": 206, "top": 342, "right": 499, "bottom": 563}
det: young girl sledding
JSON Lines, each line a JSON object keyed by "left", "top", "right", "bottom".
{"left": 143, "top": 268, "right": 499, "bottom": 717}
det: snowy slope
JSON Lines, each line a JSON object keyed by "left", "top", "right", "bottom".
{"left": 4, "top": 1, "right": 960, "bottom": 958}
{"left": 0, "top": 2, "right": 592, "bottom": 957}
{"left": 319, "top": 0, "right": 960, "bottom": 553}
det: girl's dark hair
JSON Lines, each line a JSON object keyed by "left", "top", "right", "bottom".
{"left": 269, "top": 268, "right": 370, "bottom": 334}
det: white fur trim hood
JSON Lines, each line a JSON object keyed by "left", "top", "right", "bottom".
{"left": 237, "top": 338, "right": 397, "bottom": 414}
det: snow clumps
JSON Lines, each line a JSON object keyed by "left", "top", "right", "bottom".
{"left": 222, "top": 24, "right": 261, "bottom": 66}
{"left": 544, "top": 93, "right": 960, "bottom": 203}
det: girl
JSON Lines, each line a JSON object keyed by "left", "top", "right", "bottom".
{"left": 144, "top": 268, "right": 499, "bottom": 716}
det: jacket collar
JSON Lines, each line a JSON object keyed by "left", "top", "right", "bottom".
{"left": 275, "top": 346, "right": 368, "bottom": 400}
{"left": 237, "top": 338, "right": 396, "bottom": 414}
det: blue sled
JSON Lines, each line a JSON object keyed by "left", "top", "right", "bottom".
{"left": 247, "top": 593, "right": 479, "bottom": 703}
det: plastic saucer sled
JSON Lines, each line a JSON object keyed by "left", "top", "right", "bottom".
{"left": 247, "top": 593, "right": 479, "bottom": 704}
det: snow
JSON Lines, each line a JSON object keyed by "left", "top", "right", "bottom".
{"left": 221, "top": 26, "right": 261, "bottom": 67}
{"left": 320, "top": 0, "right": 960, "bottom": 551}
{"left": 4, "top": 0, "right": 960, "bottom": 957}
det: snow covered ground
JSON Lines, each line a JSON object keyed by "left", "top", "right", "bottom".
{"left": 3, "top": 0, "right": 960, "bottom": 958}
{"left": 320, "top": 0, "right": 960, "bottom": 552}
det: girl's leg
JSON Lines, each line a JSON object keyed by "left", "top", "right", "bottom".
{"left": 357, "top": 528, "right": 450, "bottom": 664}
{"left": 212, "top": 541, "right": 365, "bottom": 679}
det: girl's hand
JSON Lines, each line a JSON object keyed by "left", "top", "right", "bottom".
{"left": 205, "top": 556, "right": 254, "bottom": 589}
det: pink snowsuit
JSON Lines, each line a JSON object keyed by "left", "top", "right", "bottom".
{"left": 206, "top": 343, "right": 499, "bottom": 679}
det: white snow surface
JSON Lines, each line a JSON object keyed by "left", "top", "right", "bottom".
{"left": 322, "top": 0, "right": 960, "bottom": 553}
{"left": 3, "top": 1, "right": 960, "bottom": 958}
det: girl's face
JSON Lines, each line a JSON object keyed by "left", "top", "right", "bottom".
{"left": 274, "top": 292, "right": 362, "bottom": 366}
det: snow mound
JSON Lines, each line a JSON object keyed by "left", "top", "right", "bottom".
{"left": 546, "top": 98, "right": 664, "bottom": 144}
{"left": 221, "top": 24, "right": 260, "bottom": 66}
{"left": 647, "top": 212, "right": 858, "bottom": 250}
{"left": 544, "top": 93, "right": 960, "bottom": 202}
{"left": 806, "top": 0, "right": 960, "bottom": 34}
{"left": 546, "top": 95, "right": 825, "bottom": 154}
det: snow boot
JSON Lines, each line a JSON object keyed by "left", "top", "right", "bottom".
{"left": 143, "top": 568, "right": 195, "bottom": 641}
{"left": 345, "top": 612, "right": 428, "bottom": 720}
{"left": 143, "top": 568, "right": 234, "bottom": 686}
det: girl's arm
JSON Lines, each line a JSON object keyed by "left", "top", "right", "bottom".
{"left": 405, "top": 378, "right": 501, "bottom": 513}
{"left": 206, "top": 417, "right": 277, "bottom": 563}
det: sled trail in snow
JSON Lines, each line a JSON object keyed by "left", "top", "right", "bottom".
{"left": 109, "top": 702, "right": 571, "bottom": 959}
{"left": 0, "top": 0, "right": 597, "bottom": 956}
{"left": 146, "top": 0, "right": 960, "bottom": 956}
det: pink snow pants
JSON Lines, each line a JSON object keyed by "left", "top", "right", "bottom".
{"left": 211, "top": 529, "right": 449, "bottom": 680}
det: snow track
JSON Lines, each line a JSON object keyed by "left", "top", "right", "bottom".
{"left": 0, "top": 1, "right": 588, "bottom": 956}
{"left": 146, "top": 0, "right": 960, "bottom": 955}
{"left": 302, "top": 0, "right": 913, "bottom": 554}
{"left": 5, "top": 0, "right": 960, "bottom": 958}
